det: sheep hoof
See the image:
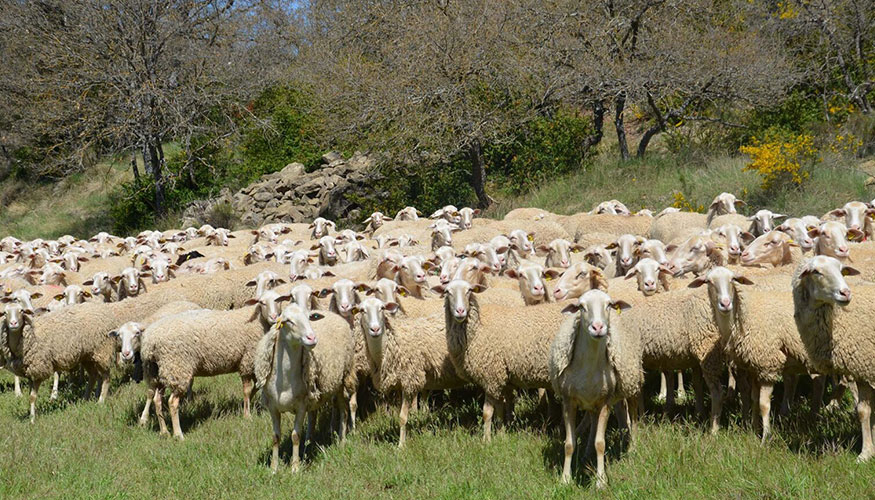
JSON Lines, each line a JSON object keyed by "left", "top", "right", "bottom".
{"left": 595, "top": 476, "right": 607, "bottom": 490}
{"left": 856, "top": 452, "right": 873, "bottom": 463}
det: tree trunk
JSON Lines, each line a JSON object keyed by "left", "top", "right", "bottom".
{"left": 582, "top": 100, "right": 605, "bottom": 156}
{"left": 637, "top": 125, "right": 661, "bottom": 158}
{"left": 469, "top": 140, "right": 491, "bottom": 209}
{"left": 146, "top": 138, "right": 165, "bottom": 216}
{"left": 130, "top": 152, "right": 140, "bottom": 181}
{"left": 615, "top": 93, "right": 630, "bottom": 160}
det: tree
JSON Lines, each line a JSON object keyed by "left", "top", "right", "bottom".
{"left": 0, "top": 0, "right": 287, "bottom": 215}
{"left": 300, "top": 0, "right": 557, "bottom": 208}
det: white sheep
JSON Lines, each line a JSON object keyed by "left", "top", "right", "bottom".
{"left": 748, "top": 209, "right": 787, "bottom": 237}
{"left": 706, "top": 192, "right": 745, "bottom": 226}
{"left": 550, "top": 290, "right": 642, "bottom": 488}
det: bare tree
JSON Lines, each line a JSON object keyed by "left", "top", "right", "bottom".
{"left": 0, "top": 0, "right": 287, "bottom": 214}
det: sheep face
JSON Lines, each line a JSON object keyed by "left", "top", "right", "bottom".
{"left": 635, "top": 239, "right": 670, "bottom": 265}
{"left": 288, "top": 250, "right": 314, "bottom": 281}
{"left": 1, "top": 302, "right": 30, "bottom": 331}
{"left": 712, "top": 225, "right": 754, "bottom": 258}
{"left": 539, "top": 239, "right": 581, "bottom": 269}
{"left": 608, "top": 234, "right": 644, "bottom": 273}
{"left": 810, "top": 221, "right": 861, "bottom": 261}
{"left": 688, "top": 266, "right": 753, "bottom": 314}
{"left": 624, "top": 258, "right": 671, "bottom": 296}
{"left": 776, "top": 218, "right": 815, "bottom": 251}
{"left": 289, "top": 284, "right": 320, "bottom": 312}
{"left": 343, "top": 241, "right": 370, "bottom": 263}
{"left": 312, "top": 236, "right": 339, "bottom": 266}
{"left": 828, "top": 202, "right": 875, "bottom": 233}
{"left": 276, "top": 304, "right": 322, "bottom": 347}
{"left": 458, "top": 207, "right": 480, "bottom": 230}
{"left": 469, "top": 243, "right": 505, "bottom": 274}
{"left": 395, "top": 207, "right": 420, "bottom": 221}
{"left": 740, "top": 231, "right": 797, "bottom": 267}
{"left": 245, "top": 290, "right": 290, "bottom": 324}
{"left": 117, "top": 267, "right": 148, "bottom": 297}
{"left": 56, "top": 285, "right": 90, "bottom": 305}
{"left": 708, "top": 192, "right": 744, "bottom": 217}
{"left": 451, "top": 257, "right": 491, "bottom": 285}
{"left": 436, "top": 280, "right": 486, "bottom": 322}
{"left": 110, "top": 322, "right": 144, "bottom": 362}
{"left": 438, "top": 257, "right": 461, "bottom": 284}
{"left": 309, "top": 217, "right": 335, "bottom": 239}
{"left": 245, "top": 270, "right": 285, "bottom": 300}
{"left": 430, "top": 221, "right": 459, "bottom": 249}
{"left": 796, "top": 256, "right": 859, "bottom": 305}
{"left": 506, "top": 263, "right": 559, "bottom": 304}
{"left": 8, "top": 289, "right": 40, "bottom": 312}
{"left": 433, "top": 245, "right": 457, "bottom": 265}
{"left": 561, "top": 290, "right": 630, "bottom": 339}
{"left": 324, "top": 279, "right": 360, "bottom": 319}
{"left": 748, "top": 210, "right": 787, "bottom": 236}
{"left": 553, "top": 263, "right": 601, "bottom": 301}
{"left": 508, "top": 229, "right": 535, "bottom": 256}
{"left": 355, "top": 298, "right": 399, "bottom": 338}
{"left": 146, "top": 257, "right": 177, "bottom": 283}
{"left": 370, "top": 278, "right": 408, "bottom": 304}
{"left": 583, "top": 245, "right": 614, "bottom": 271}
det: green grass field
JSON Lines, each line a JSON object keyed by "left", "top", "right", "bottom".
{"left": 1, "top": 370, "right": 872, "bottom": 499}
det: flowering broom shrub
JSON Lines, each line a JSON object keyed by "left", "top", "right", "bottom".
{"left": 740, "top": 134, "right": 816, "bottom": 191}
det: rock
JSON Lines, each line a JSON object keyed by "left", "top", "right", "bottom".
{"left": 866, "top": 176, "right": 875, "bottom": 187}
{"left": 321, "top": 151, "right": 344, "bottom": 165}
{"left": 253, "top": 191, "right": 274, "bottom": 203}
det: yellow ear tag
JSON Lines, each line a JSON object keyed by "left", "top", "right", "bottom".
{"left": 399, "top": 290, "right": 407, "bottom": 297}
{"left": 545, "top": 276, "right": 552, "bottom": 281}
{"left": 4, "top": 288, "right": 11, "bottom": 294}
{"left": 615, "top": 305, "right": 622, "bottom": 315}
{"left": 275, "top": 320, "right": 284, "bottom": 330}
{"left": 788, "top": 239, "right": 795, "bottom": 244}
{"left": 527, "top": 235, "right": 534, "bottom": 242}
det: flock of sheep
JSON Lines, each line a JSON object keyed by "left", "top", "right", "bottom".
{"left": 1, "top": 193, "right": 875, "bottom": 488}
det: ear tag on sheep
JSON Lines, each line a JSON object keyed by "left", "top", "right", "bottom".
{"left": 275, "top": 320, "right": 284, "bottom": 331}
{"left": 615, "top": 305, "right": 622, "bottom": 315}
{"left": 545, "top": 276, "right": 552, "bottom": 281}
{"left": 527, "top": 235, "right": 534, "bottom": 242}
{"left": 399, "top": 289, "right": 408, "bottom": 297}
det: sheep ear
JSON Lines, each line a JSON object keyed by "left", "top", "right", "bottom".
{"left": 544, "top": 269, "right": 561, "bottom": 280}
{"left": 422, "top": 261, "right": 434, "bottom": 271}
{"left": 310, "top": 244, "right": 320, "bottom": 251}
{"left": 734, "top": 199, "right": 746, "bottom": 207}
{"left": 561, "top": 303, "right": 581, "bottom": 315}
{"left": 605, "top": 242, "right": 618, "bottom": 250}
{"left": 30, "top": 292, "right": 43, "bottom": 299}
{"left": 355, "top": 283, "right": 372, "bottom": 293}
{"left": 848, "top": 228, "right": 865, "bottom": 241}
{"left": 665, "top": 244, "right": 678, "bottom": 253}
{"left": 688, "top": 277, "right": 710, "bottom": 288}
{"left": 277, "top": 294, "right": 292, "bottom": 303}
{"left": 431, "top": 285, "right": 447, "bottom": 296}
{"left": 107, "top": 330, "right": 119, "bottom": 338}
{"left": 53, "top": 293, "right": 64, "bottom": 301}
{"left": 611, "top": 300, "right": 632, "bottom": 312}
{"left": 397, "top": 285, "right": 410, "bottom": 297}
{"left": 623, "top": 268, "right": 638, "bottom": 280}
{"left": 504, "top": 269, "right": 519, "bottom": 279}
{"left": 807, "top": 228, "right": 820, "bottom": 238}
{"left": 309, "top": 312, "right": 324, "bottom": 321}
{"left": 828, "top": 209, "right": 847, "bottom": 217}
{"left": 842, "top": 266, "right": 861, "bottom": 276}
{"left": 82, "top": 279, "right": 94, "bottom": 286}
{"left": 733, "top": 275, "right": 755, "bottom": 285}
{"left": 275, "top": 278, "right": 286, "bottom": 285}
{"left": 470, "top": 284, "right": 487, "bottom": 294}
{"left": 383, "top": 302, "right": 400, "bottom": 314}
{"left": 245, "top": 280, "right": 257, "bottom": 287}
{"left": 140, "top": 271, "right": 152, "bottom": 278}
{"left": 244, "top": 298, "right": 259, "bottom": 306}
{"left": 322, "top": 271, "right": 335, "bottom": 277}
{"left": 773, "top": 213, "right": 788, "bottom": 220}
{"left": 741, "top": 232, "right": 755, "bottom": 243}
{"left": 33, "top": 307, "right": 48, "bottom": 315}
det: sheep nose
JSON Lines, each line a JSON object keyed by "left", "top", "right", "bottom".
{"left": 720, "top": 297, "right": 731, "bottom": 308}
{"left": 553, "top": 288, "right": 565, "bottom": 299}
{"left": 561, "top": 260, "right": 569, "bottom": 267}
{"left": 370, "top": 326, "right": 381, "bottom": 334}
{"left": 416, "top": 273, "right": 425, "bottom": 281}
{"left": 741, "top": 251, "right": 750, "bottom": 259}
{"left": 440, "top": 276, "right": 449, "bottom": 284}
{"left": 644, "top": 280, "right": 655, "bottom": 288}
{"left": 763, "top": 227, "right": 770, "bottom": 233}
{"left": 851, "top": 224, "right": 860, "bottom": 230}
{"left": 729, "top": 245, "right": 740, "bottom": 254}
{"left": 455, "top": 307, "right": 466, "bottom": 316}
{"left": 621, "top": 257, "right": 632, "bottom": 265}
{"left": 591, "top": 321, "right": 604, "bottom": 333}
{"left": 839, "top": 288, "right": 852, "bottom": 301}
{"left": 839, "top": 246, "right": 849, "bottom": 254}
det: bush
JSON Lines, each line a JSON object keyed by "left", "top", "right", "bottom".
{"left": 739, "top": 133, "right": 816, "bottom": 191}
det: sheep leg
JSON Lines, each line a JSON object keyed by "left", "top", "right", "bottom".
{"left": 29, "top": 380, "right": 41, "bottom": 424}
{"left": 241, "top": 376, "right": 253, "bottom": 418}
{"left": 410, "top": 393, "right": 419, "bottom": 413}
{"left": 349, "top": 391, "right": 358, "bottom": 431}
{"left": 706, "top": 374, "right": 723, "bottom": 435}
{"left": 139, "top": 385, "right": 155, "bottom": 427}
{"left": 676, "top": 372, "right": 686, "bottom": 400}
{"left": 627, "top": 397, "right": 639, "bottom": 446}
{"left": 810, "top": 375, "right": 826, "bottom": 419}
{"left": 657, "top": 372, "right": 667, "bottom": 402}
{"left": 98, "top": 371, "right": 110, "bottom": 403}
{"left": 14, "top": 376, "right": 21, "bottom": 397}
{"left": 270, "top": 408, "right": 282, "bottom": 474}
{"left": 759, "top": 382, "right": 773, "bottom": 444}
{"left": 692, "top": 368, "right": 705, "bottom": 419}
{"left": 560, "top": 401, "right": 576, "bottom": 484}
{"left": 291, "top": 410, "right": 306, "bottom": 472}
{"left": 594, "top": 403, "right": 610, "bottom": 490}
{"left": 779, "top": 373, "right": 797, "bottom": 417}
{"left": 154, "top": 388, "right": 169, "bottom": 435}
{"left": 750, "top": 380, "right": 761, "bottom": 432}
{"left": 855, "top": 381, "right": 874, "bottom": 463}
{"left": 665, "top": 372, "right": 677, "bottom": 417}
{"left": 50, "top": 372, "right": 59, "bottom": 401}
{"left": 482, "top": 395, "right": 499, "bottom": 442}
{"left": 399, "top": 392, "right": 412, "bottom": 448}
{"left": 848, "top": 377, "right": 860, "bottom": 406}
{"left": 169, "top": 392, "right": 184, "bottom": 440}
{"left": 336, "top": 394, "right": 348, "bottom": 442}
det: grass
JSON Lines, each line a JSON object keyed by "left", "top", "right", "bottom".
{"left": 484, "top": 154, "right": 875, "bottom": 221}
{"left": 0, "top": 370, "right": 873, "bottom": 499}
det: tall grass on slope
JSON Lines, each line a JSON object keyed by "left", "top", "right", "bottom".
{"left": 486, "top": 154, "right": 874, "bottom": 220}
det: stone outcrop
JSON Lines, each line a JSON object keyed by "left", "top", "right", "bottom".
{"left": 182, "top": 151, "right": 377, "bottom": 228}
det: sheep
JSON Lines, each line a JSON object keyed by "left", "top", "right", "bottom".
{"left": 776, "top": 218, "right": 816, "bottom": 252}
{"left": 142, "top": 254, "right": 177, "bottom": 283}
{"left": 550, "top": 290, "right": 642, "bottom": 488}
{"left": 559, "top": 214, "right": 651, "bottom": 240}
{"left": 288, "top": 283, "right": 321, "bottom": 312}
{"left": 465, "top": 243, "right": 506, "bottom": 275}
{"left": 115, "top": 267, "right": 149, "bottom": 300}
{"left": 590, "top": 199, "right": 631, "bottom": 215}
{"left": 310, "top": 217, "right": 336, "bottom": 239}
{"left": 810, "top": 221, "right": 861, "bottom": 261}
{"left": 47, "top": 284, "right": 92, "bottom": 312}
{"left": 205, "top": 227, "right": 235, "bottom": 246}
{"left": 551, "top": 263, "right": 608, "bottom": 302}
{"left": 791, "top": 256, "right": 875, "bottom": 461}
{"left": 708, "top": 213, "right": 750, "bottom": 230}
{"left": 390, "top": 255, "right": 432, "bottom": 298}
{"left": 367, "top": 278, "right": 411, "bottom": 306}
{"left": 243, "top": 242, "right": 276, "bottom": 265}
{"left": 748, "top": 209, "right": 787, "bottom": 237}
{"left": 54, "top": 250, "right": 89, "bottom": 272}
{"left": 635, "top": 239, "right": 671, "bottom": 266}
{"left": 583, "top": 244, "right": 617, "bottom": 278}
{"left": 504, "top": 262, "right": 560, "bottom": 305}
{"left": 608, "top": 234, "right": 645, "bottom": 276}
{"left": 342, "top": 240, "right": 370, "bottom": 263}
{"left": 826, "top": 201, "right": 875, "bottom": 239}
{"left": 395, "top": 206, "right": 422, "bottom": 221}
{"left": 181, "top": 257, "right": 231, "bottom": 274}
{"left": 503, "top": 207, "right": 555, "bottom": 221}
{"left": 739, "top": 230, "right": 803, "bottom": 268}
{"left": 354, "top": 297, "right": 466, "bottom": 446}
{"left": 311, "top": 236, "right": 340, "bottom": 266}
{"left": 649, "top": 212, "right": 708, "bottom": 245}
{"left": 666, "top": 234, "right": 724, "bottom": 276}
{"left": 321, "top": 279, "right": 364, "bottom": 326}
{"left": 711, "top": 224, "right": 755, "bottom": 263}
{"left": 706, "top": 192, "right": 745, "bottom": 226}
{"left": 429, "top": 220, "right": 460, "bottom": 250}
{"left": 287, "top": 249, "right": 315, "bottom": 281}
{"left": 429, "top": 205, "right": 462, "bottom": 224}
{"left": 538, "top": 239, "right": 584, "bottom": 269}
{"left": 623, "top": 258, "right": 673, "bottom": 296}
{"left": 141, "top": 293, "right": 288, "bottom": 439}
{"left": 458, "top": 207, "right": 480, "bottom": 229}
{"left": 245, "top": 270, "right": 286, "bottom": 299}
{"left": 436, "top": 280, "right": 567, "bottom": 440}
{"left": 254, "top": 304, "right": 353, "bottom": 472}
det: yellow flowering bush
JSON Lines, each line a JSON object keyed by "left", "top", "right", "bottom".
{"left": 828, "top": 133, "right": 863, "bottom": 155}
{"left": 740, "top": 134, "right": 816, "bottom": 191}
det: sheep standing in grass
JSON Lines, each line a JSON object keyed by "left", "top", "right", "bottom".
{"left": 141, "top": 292, "right": 289, "bottom": 439}
{"left": 791, "top": 256, "right": 875, "bottom": 461}
{"left": 550, "top": 290, "right": 642, "bottom": 488}
{"left": 254, "top": 304, "right": 353, "bottom": 472}
{"left": 355, "top": 297, "right": 465, "bottom": 446}
{"left": 437, "top": 280, "right": 566, "bottom": 440}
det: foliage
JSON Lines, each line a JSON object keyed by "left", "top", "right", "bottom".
{"left": 740, "top": 134, "right": 816, "bottom": 191}
{"left": 485, "top": 110, "right": 592, "bottom": 195}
